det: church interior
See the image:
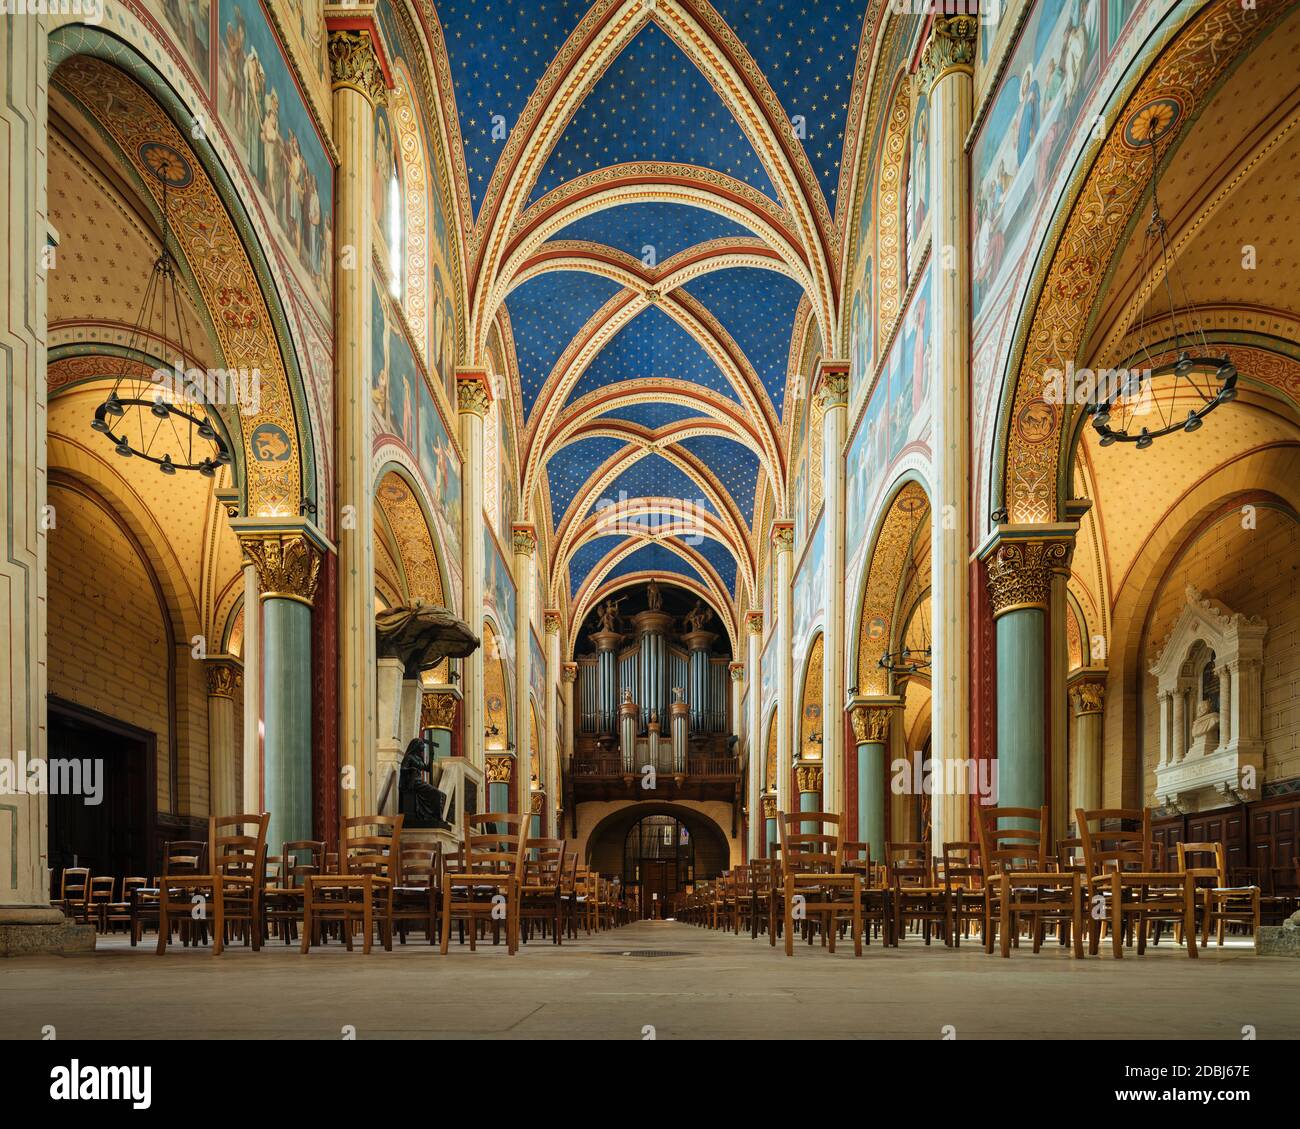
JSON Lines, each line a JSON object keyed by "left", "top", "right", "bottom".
{"left": 2, "top": 0, "right": 1300, "bottom": 1048}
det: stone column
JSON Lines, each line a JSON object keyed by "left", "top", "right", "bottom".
{"left": 796, "top": 763, "right": 823, "bottom": 834}
{"left": 0, "top": 12, "right": 69, "bottom": 943}
{"left": 529, "top": 790, "right": 545, "bottom": 840}
{"left": 511, "top": 525, "right": 536, "bottom": 817}
{"left": 421, "top": 688, "right": 459, "bottom": 760}
{"left": 773, "top": 522, "right": 795, "bottom": 816}
{"left": 816, "top": 361, "right": 850, "bottom": 816}
{"left": 729, "top": 662, "right": 745, "bottom": 743}
{"left": 561, "top": 662, "right": 577, "bottom": 769}
{"left": 241, "top": 563, "right": 261, "bottom": 811}
{"left": 238, "top": 530, "right": 324, "bottom": 851}
{"left": 205, "top": 658, "right": 243, "bottom": 818}
{"left": 762, "top": 794, "right": 778, "bottom": 857}
{"left": 851, "top": 699, "right": 897, "bottom": 860}
{"left": 980, "top": 528, "right": 1075, "bottom": 813}
{"left": 922, "top": 13, "right": 977, "bottom": 856}
{"left": 457, "top": 370, "right": 491, "bottom": 770}
{"left": 543, "top": 611, "right": 562, "bottom": 836}
{"left": 1069, "top": 677, "right": 1105, "bottom": 827}
{"left": 328, "top": 21, "right": 387, "bottom": 830}
{"left": 745, "top": 612, "right": 764, "bottom": 858}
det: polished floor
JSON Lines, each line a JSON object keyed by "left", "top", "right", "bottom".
{"left": 2, "top": 921, "right": 1296, "bottom": 1040}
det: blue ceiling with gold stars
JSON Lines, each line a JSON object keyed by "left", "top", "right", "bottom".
{"left": 435, "top": 0, "right": 870, "bottom": 605}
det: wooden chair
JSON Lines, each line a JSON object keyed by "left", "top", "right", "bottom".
{"left": 776, "top": 811, "right": 863, "bottom": 957}
{"left": 841, "top": 842, "right": 889, "bottom": 945}
{"left": 886, "top": 842, "right": 948, "bottom": 946}
{"left": 440, "top": 812, "right": 524, "bottom": 954}
{"left": 559, "top": 851, "right": 581, "bottom": 939}
{"left": 1178, "top": 841, "right": 1259, "bottom": 946}
{"left": 105, "top": 877, "right": 146, "bottom": 935}
{"left": 1076, "top": 807, "right": 1197, "bottom": 960}
{"left": 301, "top": 815, "right": 404, "bottom": 954}
{"left": 57, "top": 867, "right": 91, "bottom": 924}
{"left": 86, "top": 876, "right": 115, "bottom": 932}
{"left": 942, "top": 841, "right": 985, "bottom": 947}
{"left": 392, "top": 846, "right": 440, "bottom": 945}
{"left": 265, "top": 840, "right": 325, "bottom": 945}
{"left": 976, "top": 806, "right": 1083, "bottom": 958}
{"left": 745, "top": 857, "right": 779, "bottom": 941}
{"left": 158, "top": 813, "right": 270, "bottom": 956}
{"left": 518, "top": 838, "right": 567, "bottom": 945}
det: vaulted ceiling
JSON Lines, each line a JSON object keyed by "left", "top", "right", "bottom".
{"left": 437, "top": 0, "right": 869, "bottom": 612}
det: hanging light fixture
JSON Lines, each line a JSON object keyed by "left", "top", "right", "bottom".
{"left": 1090, "top": 102, "right": 1237, "bottom": 449}
{"left": 879, "top": 541, "right": 931, "bottom": 678}
{"left": 90, "top": 171, "right": 230, "bottom": 477}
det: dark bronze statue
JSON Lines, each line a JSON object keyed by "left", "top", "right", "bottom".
{"left": 398, "top": 737, "right": 450, "bottom": 829}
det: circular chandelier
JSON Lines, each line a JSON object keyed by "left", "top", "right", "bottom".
{"left": 90, "top": 169, "right": 230, "bottom": 477}
{"left": 879, "top": 542, "right": 930, "bottom": 678}
{"left": 1090, "top": 103, "right": 1238, "bottom": 450}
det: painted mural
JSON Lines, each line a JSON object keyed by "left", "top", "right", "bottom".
{"left": 157, "top": 0, "right": 211, "bottom": 87}
{"left": 530, "top": 630, "right": 546, "bottom": 707}
{"left": 484, "top": 527, "right": 517, "bottom": 679}
{"left": 418, "top": 380, "right": 463, "bottom": 597}
{"left": 792, "top": 513, "right": 825, "bottom": 665}
{"left": 761, "top": 631, "right": 777, "bottom": 715}
{"left": 906, "top": 88, "right": 930, "bottom": 276}
{"left": 218, "top": 0, "right": 332, "bottom": 314}
{"left": 375, "top": 102, "right": 403, "bottom": 293}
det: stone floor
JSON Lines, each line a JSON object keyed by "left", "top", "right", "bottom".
{"left": 1, "top": 921, "right": 1296, "bottom": 1039}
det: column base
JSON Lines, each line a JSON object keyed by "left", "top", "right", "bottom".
{"left": 0, "top": 908, "right": 96, "bottom": 957}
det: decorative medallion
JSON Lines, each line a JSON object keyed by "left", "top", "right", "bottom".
{"left": 1121, "top": 96, "right": 1183, "bottom": 150}
{"left": 138, "top": 142, "right": 193, "bottom": 188}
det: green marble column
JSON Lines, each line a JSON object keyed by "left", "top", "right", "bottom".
{"left": 238, "top": 531, "right": 323, "bottom": 852}
{"left": 982, "top": 531, "right": 1075, "bottom": 818}
{"left": 851, "top": 702, "right": 897, "bottom": 861}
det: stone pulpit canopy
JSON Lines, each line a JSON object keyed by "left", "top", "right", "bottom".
{"left": 1149, "top": 586, "right": 1266, "bottom": 813}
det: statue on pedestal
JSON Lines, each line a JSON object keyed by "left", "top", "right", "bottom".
{"left": 398, "top": 737, "right": 450, "bottom": 829}
{"left": 646, "top": 578, "right": 663, "bottom": 611}
{"left": 1189, "top": 698, "right": 1220, "bottom": 755}
{"left": 594, "top": 596, "right": 624, "bottom": 633}
{"left": 683, "top": 600, "right": 712, "bottom": 633}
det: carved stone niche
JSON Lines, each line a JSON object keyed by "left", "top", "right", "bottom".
{"left": 1149, "top": 586, "right": 1267, "bottom": 813}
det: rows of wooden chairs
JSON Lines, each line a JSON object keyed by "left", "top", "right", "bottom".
{"left": 680, "top": 806, "right": 1266, "bottom": 958}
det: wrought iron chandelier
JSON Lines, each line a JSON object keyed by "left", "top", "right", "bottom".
{"left": 90, "top": 179, "right": 231, "bottom": 477}
{"left": 1090, "top": 107, "right": 1237, "bottom": 450}
{"left": 879, "top": 544, "right": 931, "bottom": 678}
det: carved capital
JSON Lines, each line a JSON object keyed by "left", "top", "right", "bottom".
{"left": 850, "top": 705, "right": 892, "bottom": 745}
{"left": 728, "top": 662, "right": 745, "bottom": 683}
{"left": 814, "top": 362, "right": 850, "bottom": 409}
{"left": 918, "top": 14, "right": 979, "bottom": 89}
{"left": 328, "top": 29, "right": 388, "bottom": 105}
{"left": 745, "top": 610, "right": 764, "bottom": 636}
{"left": 795, "top": 763, "right": 823, "bottom": 793}
{"left": 241, "top": 532, "right": 323, "bottom": 606}
{"left": 205, "top": 658, "right": 242, "bottom": 700}
{"left": 485, "top": 753, "right": 514, "bottom": 784}
{"left": 511, "top": 524, "right": 537, "bottom": 557}
{"left": 772, "top": 522, "right": 794, "bottom": 552}
{"left": 529, "top": 791, "right": 546, "bottom": 815}
{"left": 456, "top": 371, "right": 492, "bottom": 416}
{"left": 985, "top": 536, "right": 1073, "bottom": 618}
{"left": 421, "top": 690, "right": 458, "bottom": 730}
{"left": 543, "top": 610, "right": 562, "bottom": 635}
{"left": 760, "top": 794, "right": 777, "bottom": 820}
{"left": 1069, "top": 681, "right": 1106, "bottom": 717}
{"left": 560, "top": 662, "right": 578, "bottom": 684}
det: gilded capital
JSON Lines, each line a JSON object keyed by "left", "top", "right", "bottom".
{"left": 511, "top": 524, "right": 537, "bottom": 557}
{"left": 985, "top": 536, "right": 1074, "bottom": 618}
{"left": 745, "top": 610, "right": 764, "bottom": 636}
{"left": 456, "top": 372, "right": 492, "bottom": 416}
{"left": 760, "top": 794, "right": 777, "bottom": 820}
{"left": 814, "top": 363, "right": 850, "bottom": 409}
{"left": 728, "top": 662, "right": 745, "bottom": 683}
{"left": 485, "top": 753, "right": 514, "bottom": 784}
{"left": 850, "top": 705, "right": 892, "bottom": 745}
{"left": 205, "top": 658, "right": 242, "bottom": 700}
{"left": 772, "top": 522, "right": 794, "bottom": 553}
{"left": 242, "top": 532, "right": 324, "bottom": 606}
{"left": 795, "top": 763, "right": 823, "bottom": 793}
{"left": 543, "top": 610, "right": 562, "bottom": 635}
{"left": 918, "top": 14, "right": 979, "bottom": 89}
{"left": 421, "top": 690, "right": 458, "bottom": 730}
{"left": 561, "top": 662, "right": 578, "bottom": 684}
{"left": 327, "top": 29, "right": 388, "bottom": 106}
{"left": 1070, "top": 681, "right": 1106, "bottom": 717}
{"left": 530, "top": 791, "right": 546, "bottom": 816}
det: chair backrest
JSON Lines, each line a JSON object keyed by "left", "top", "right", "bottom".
{"left": 282, "top": 840, "right": 326, "bottom": 888}
{"left": 942, "top": 841, "right": 983, "bottom": 891}
{"left": 777, "top": 811, "right": 843, "bottom": 873}
{"left": 886, "top": 842, "right": 932, "bottom": 889}
{"left": 748, "top": 856, "right": 779, "bottom": 892}
{"left": 462, "top": 812, "right": 525, "bottom": 875}
{"left": 209, "top": 812, "right": 270, "bottom": 882}
{"left": 841, "top": 840, "right": 871, "bottom": 878}
{"left": 88, "top": 875, "right": 115, "bottom": 903}
{"left": 122, "top": 876, "right": 147, "bottom": 901}
{"left": 399, "top": 847, "right": 437, "bottom": 889}
{"left": 1055, "top": 837, "right": 1085, "bottom": 875}
{"left": 560, "top": 848, "right": 579, "bottom": 895}
{"left": 342, "top": 814, "right": 404, "bottom": 881}
{"left": 1177, "top": 841, "right": 1226, "bottom": 888}
{"left": 162, "top": 840, "right": 207, "bottom": 876}
{"left": 976, "top": 806, "right": 1050, "bottom": 874}
{"left": 1075, "top": 808, "right": 1151, "bottom": 875}
{"left": 521, "top": 838, "right": 567, "bottom": 889}
{"left": 59, "top": 867, "right": 90, "bottom": 902}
